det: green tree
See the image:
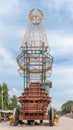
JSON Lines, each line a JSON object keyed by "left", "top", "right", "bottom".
{"left": 0, "top": 82, "right": 9, "bottom": 110}
{"left": 61, "top": 100, "right": 73, "bottom": 114}
{"left": 0, "top": 82, "right": 20, "bottom": 110}
{"left": 8, "top": 95, "right": 20, "bottom": 110}
{"left": 2, "top": 82, "right": 9, "bottom": 110}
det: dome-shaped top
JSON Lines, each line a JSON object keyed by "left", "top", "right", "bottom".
{"left": 21, "top": 9, "right": 49, "bottom": 52}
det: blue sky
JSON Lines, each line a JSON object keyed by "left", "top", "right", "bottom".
{"left": 0, "top": 0, "right": 73, "bottom": 110}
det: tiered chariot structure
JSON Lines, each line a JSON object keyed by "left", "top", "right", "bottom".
{"left": 13, "top": 9, "right": 54, "bottom": 126}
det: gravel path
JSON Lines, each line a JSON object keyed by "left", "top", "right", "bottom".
{"left": 0, "top": 117, "right": 73, "bottom": 130}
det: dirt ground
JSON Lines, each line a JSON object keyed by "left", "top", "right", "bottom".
{"left": 0, "top": 117, "right": 73, "bottom": 130}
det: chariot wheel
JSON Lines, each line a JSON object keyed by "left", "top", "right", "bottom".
{"left": 13, "top": 108, "right": 20, "bottom": 126}
{"left": 27, "top": 120, "right": 35, "bottom": 125}
{"left": 40, "top": 120, "right": 43, "bottom": 124}
{"left": 49, "top": 107, "right": 54, "bottom": 126}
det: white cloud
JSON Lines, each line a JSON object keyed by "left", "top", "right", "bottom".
{"left": 50, "top": 64, "right": 73, "bottom": 109}
{"left": 47, "top": 31, "right": 73, "bottom": 58}
{"left": 46, "top": 30, "right": 73, "bottom": 109}
{"left": 51, "top": 99, "right": 62, "bottom": 110}
{"left": 0, "top": 46, "right": 12, "bottom": 59}
{"left": 42, "top": 0, "right": 73, "bottom": 19}
{"left": 9, "top": 88, "right": 21, "bottom": 97}
{"left": 66, "top": 90, "right": 73, "bottom": 94}
{"left": 0, "top": 0, "right": 18, "bottom": 16}
{"left": 0, "top": 0, "right": 31, "bottom": 18}
{"left": 0, "top": 46, "right": 16, "bottom": 66}
{"left": 52, "top": 65, "right": 73, "bottom": 85}
{"left": 13, "top": 88, "right": 20, "bottom": 94}
{"left": 0, "top": 46, "right": 19, "bottom": 87}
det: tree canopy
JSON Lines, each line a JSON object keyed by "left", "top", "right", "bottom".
{"left": 8, "top": 95, "right": 20, "bottom": 110}
{"left": 61, "top": 100, "right": 73, "bottom": 114}
{"left": 0, "top": 82, "right": 20, "bottom": 110}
